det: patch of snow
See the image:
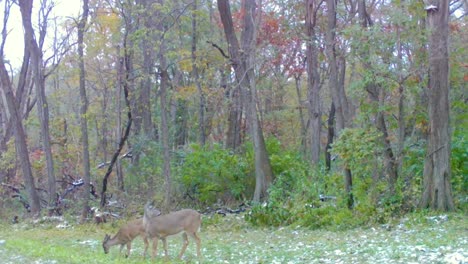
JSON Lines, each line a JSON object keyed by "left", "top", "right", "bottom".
{"left": 444, "top": 252, "right": 467, "bottom": 264}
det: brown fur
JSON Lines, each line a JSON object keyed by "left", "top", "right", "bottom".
{"left": 102, "top": 218, "right": 149, "bottom": 257}
{"left": 143, "top": 204, "right": 202, "bottom": 259}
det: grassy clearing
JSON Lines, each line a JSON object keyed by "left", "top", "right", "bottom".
{"left": 0, "top": 212, "right": 466, "bottom": 263}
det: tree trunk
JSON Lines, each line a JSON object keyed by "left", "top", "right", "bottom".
{"left": 326, "top": 0, "right": 347, "bottom": 132}
{"left": 140, "top": 0, "right": 155, "bottom": 140}
{"left": 218, "top": 0, "right": 273, "bottom": 202}
{"left": 325, "top": 103, "right": 335, "bottom": 172}
{"left": 420, "top": 0, "right": 454, "bottom": 211}
{"left": 305, "top": 0, "right": 322, "bottom": 165}
{"left": 100, "top": 32, "right": 133, "bottom": 208}
{"left": 0, "top": 47, "right": 41, "bottom": 217}
{"left": 191, "top": 0, "right": 206, "bottom": 145}
{"left": 11, "top": 0, "right": 46, "bottom": 217}
{"left": 225, "top": 67, "right": 243, "bottom": 150}
{"left": 77, "top": 0, "right": 91, "bottom": 223}
{"left": 294, "top": 75, "right": 308, "bottom": 157}
{"left": 327, "top": 0, "right": 354, "bottom": 208}
{"left": 160, "top": 59, "right": 172, "bottom": 210}
{"left": 155, "top": 0, "right": 172, "bottom": 209}
{"left": 19, "top": 0, "right": 56, "bottom": 216}
{"left": 115, "top": 45, "right": 125, "bottom": 192}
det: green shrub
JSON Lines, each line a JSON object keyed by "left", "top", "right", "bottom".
{"left": 451, "top": 128, "right": 468, "bottom": 209}
{"left": 177, "top": 143, "right": 252, "bottom": 205}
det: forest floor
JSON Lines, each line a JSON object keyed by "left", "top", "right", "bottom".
{"left": 0, "top": 211, "right": 466, "bottom": 264}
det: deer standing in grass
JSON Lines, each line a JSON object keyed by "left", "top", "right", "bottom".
{"left": 102, "top": 218, "right": 149, "bottom": 257}
{"left": 143, "top": 202, "right": 202, "bottom": 260}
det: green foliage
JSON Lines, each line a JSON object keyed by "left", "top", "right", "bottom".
{"left": 177, "top": 143, "right": 251, "bottom": 205}
{"left": 0, "top": 138, "right": 15, "bottom": 172}
{"left": 246, "top": 130, "right": 414, "bottom": 229}
{"left": 331, "top": 127, "right": 382, "bottom": 171}
{"left": 451, "top": 129, "right": 468, "bottom": 208}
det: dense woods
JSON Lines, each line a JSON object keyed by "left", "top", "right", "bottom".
{"left": 0, "top": 0, "right": 466, "bottom": 226}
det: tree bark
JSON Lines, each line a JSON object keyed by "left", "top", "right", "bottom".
{"left": 140, "top": 0, "right": 155, "bottom": 140}
{"left": 294, "top": 75, "right": 308, "bottom": 157}
{"left": 77, "top": 0, "right": 91, "bottom": 223}
{"left": 419, "top": 0, "right": 454, "bottom": 211}
{"left": 326, "top": 0, "right": 348, "bottom": 132}
{"left": 305, "top": 0, "right": 322, "bottom": 165}
{"left": 225, "top": 66, "right": 243, "bottom": 150}
{"left": 325, "top": 103, "right": 335, "bottom": 172}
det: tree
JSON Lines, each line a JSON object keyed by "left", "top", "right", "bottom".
{"left": 320, "top": 0, "right": 352, "bottom": 207}
{"left": 19, "top": 0, "right": 57, "bottom": 216}
{"left": 136, "top": 0, "right": 156, "bottom": 141}
{"left": 191, "top": 0, "right": 207, "bottom": 145}
{"left": 420, "top": 0, "right": 454, "bottom": 211}
{"left": 357, "top": 0, "right": 398, "bottom": 197}
{"left": 305, "top": 0, "right": 322, "bottom": 165}
{"left": 100, "top": 0, "right": 134, "bottom": 207}
{"left": 78, "top": 0, "right": 91, "bottom": 222}
{"left": 1, "top": 0, "right": 41, "bottom": 216}
{"left": 217, "top": 0, "right": 274, "bottom": 202}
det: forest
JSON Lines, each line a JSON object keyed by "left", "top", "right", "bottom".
{"left": 1, "top": 0, "right": 467, "bottom": 262}
{"left": 0, "top": 0, "right": 467, "bottom": 229}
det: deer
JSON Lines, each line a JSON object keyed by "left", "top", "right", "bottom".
{"left": 102, "top": 218, "right": 150, "bottom": 258}
{"left": 143, "top": 202, "right": 202, "bottom": 260}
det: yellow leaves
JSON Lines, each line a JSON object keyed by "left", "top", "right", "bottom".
{"left": 95, "top": 9, "right": 120, "bottom": 34}
{"left": 178, "top": 58, "right": 193, "bottom": 72}
{"left": 175, "top": 85, "right": 197, "bottom": 100}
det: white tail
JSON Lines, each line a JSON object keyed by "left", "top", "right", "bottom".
{"left": 102, "top": 218, "right": 149, "bottom": 258}
{"left": 143, "top": 203, "right": 202, "bottom": 259}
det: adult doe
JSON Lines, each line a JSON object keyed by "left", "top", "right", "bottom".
{"left": 143, "top": 203, "right": 202, "bottom": 260}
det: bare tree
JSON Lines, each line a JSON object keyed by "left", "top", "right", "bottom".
{"left": 420, "top": 0, "right": 454, "bottom": 211}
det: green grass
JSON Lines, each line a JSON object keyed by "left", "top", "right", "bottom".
{"left": 0, "top": 212, "right": 466, "bottom": 263}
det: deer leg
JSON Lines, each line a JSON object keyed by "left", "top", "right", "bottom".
{"left": 162, "top": 237, "right": 169, "bottom": 258}
{"left": 142, "top": 236, "right": 149, "bottom": 258}
{"left": 190, "top": 232, "right": 202, "bottom": 258}
{"left": 151, "top": 237, "right": 159, "bottom": 259}
{"left": 119, "top": 244, "right": 124, "bottom": 255}
{"left": 178, "top": 233, "right": 189, "bottom": 259}
{"left": 125, "top": 242, "right": 131, "bottom": 258}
